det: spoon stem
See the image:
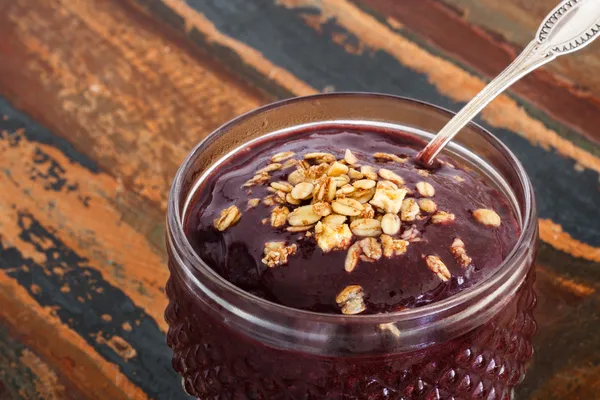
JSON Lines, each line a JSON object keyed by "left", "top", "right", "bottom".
{"left": 416, "top": 40, "right": 556, "bottom": 166}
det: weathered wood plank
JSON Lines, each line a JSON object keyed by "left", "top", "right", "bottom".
{"left": 357, "top": 0, "right": 600, "bottom": 147}
{"left": 0, "top": 98, "right": 192, "bottom": 397}
{"left": 0, "top": 324, "right": 83, "bottom": 400}
{"left": 440, "top": 0, "right": 600, "bottom": 98}
{"left": 0, "top": 0, "right": 264, "bottom": 211}
{"left": 0, "top": 0, "right": 598, "bottom": 398}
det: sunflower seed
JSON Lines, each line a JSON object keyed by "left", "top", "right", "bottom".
{"left": 332, "top": 198, "right": 364, "bottom": 216}
{"left": 416, "top": 181, "right": 435, "bottom": 197}
{"left": 291, "top": 182, "right": 314, "bottom": 200}
{"left": 271, "top": 151, "right": 296, "bottom": 163}
{"left": 213, "top": 205, "right": 242, "bottom": 231}
{"left": 287, "top": 205, "right": 322, "bottom": 226}
{"left": 472, "top": 209, "right": 501, "bottom": 227}
{"left": 350, "top": 218, "right": 382, "bottom": 237}
{"left": 381, "top": 213, "right": 401, "bottom": 235}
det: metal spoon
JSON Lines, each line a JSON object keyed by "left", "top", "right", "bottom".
{"left": 416, "top": 0, "right": 600, "bottom": 166}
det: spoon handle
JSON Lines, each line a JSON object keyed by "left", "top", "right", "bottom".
{"left": 417, "top": 0, "right": 600, "bottom": 166}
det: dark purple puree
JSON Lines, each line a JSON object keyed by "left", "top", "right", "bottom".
{"left": 185, "top": 129, "right": 519, "bottom": 315}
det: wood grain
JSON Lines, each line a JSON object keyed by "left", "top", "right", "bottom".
{"left": 0, "top": 0, "right": 263, "bottom": 211}
{"left": 440, "top": 0, "right": 600, "bottom": 97}
{"left": 0, "top": 324, "right": 82, "bottom": 400}
{"left": 0, "top": 0, "right": 598, "bottom": 398}
{"left": 358, "top": 0, "right": 600, "bottom": 146}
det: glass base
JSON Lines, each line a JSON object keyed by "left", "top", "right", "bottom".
{"left": 165, "top": 262, "right": 536, "bottom": 399}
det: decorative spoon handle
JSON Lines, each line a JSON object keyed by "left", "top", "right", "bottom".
{"left": 416, "top": 0, "right": 600, "bottom": 166}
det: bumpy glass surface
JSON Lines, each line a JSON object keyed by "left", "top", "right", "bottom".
{"left": 165, "top": 94, "right": 538, "bottom": 399}
{"left": 165, "top": 259, "right": 536, "bottom": 399}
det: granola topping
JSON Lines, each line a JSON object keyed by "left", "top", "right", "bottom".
{"left": 191, "top": 129, "right": 519, "bottom": 315}
{"left": 336, "top": 285, "right": 366, "bottom": 315}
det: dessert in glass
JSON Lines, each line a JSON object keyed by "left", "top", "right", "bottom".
{"left": 165, "top": 94, "right": 537, "bottom": 399}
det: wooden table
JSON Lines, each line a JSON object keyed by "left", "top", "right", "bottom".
{"left": 0, "top": 1, "right": 598, "bottom": 399}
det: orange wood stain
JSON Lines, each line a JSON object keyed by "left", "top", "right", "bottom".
{"left": 536, "top": 265, "right": 596, "bottom": 298}
{"left": 0, "top": 0, "right": 264, "bottom": 210}
{"left": 19, "top": 350, "right": 67, "bottom": 400}
{"left": 539, "top": 219, "right": 600, "bottom": 264}
{"left": 0, "top": 272, "right": 148, "bottom": 400}
{"left": 0, "top": 130, "right": 170, "bottom": 331}
{"left": 529, "top": 362, "right": 600, "bottom": 400}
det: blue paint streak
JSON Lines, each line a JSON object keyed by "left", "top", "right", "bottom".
{"left": 0, "top": 97, "right": 98, "bottom": 173}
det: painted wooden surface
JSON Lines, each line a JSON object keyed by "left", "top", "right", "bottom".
{"left": 0, "top": 0, "right": 597, "bottom": 399}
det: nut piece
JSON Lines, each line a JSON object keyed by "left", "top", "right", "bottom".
{"left": 374, "top": 152, "right": 406, "bottom": 163}
{"left": 312, "top": 202, "right": 333, "bottom": 217}
{"left": 425, "top": 255, "right": 451, "bottom": 281}
{"left": 336, "top": 285, "right": 366, "bottom": 315}
{"left": 322, "top": 214, "right": 347, "bottom": 226}
{"left": 450, "top": 238, "right": 472, "bottom": 267}
{"left": 263, "top": 195, "right": 276, "bottom": 207}
{"left": 336, "top": 184, "right": 356, "bottom": 197}
{"left": 356, "top": 203, "right": 375, "bottom": 220}
{"left": 418, "top": 198, "right": 438, "bottom": 213}
{"left": 369, "top": 184, "right": 407, "bottom": 214}
{"left": 257, "top": 163, "right": 282, "bottom": 174}
{"left": 345, "top": 242, "right": 362, "bottom": 272}
{"left": 454, "top": 175, "right": 465, "bottom": 183}
{"left": 380, "top": 234, "right": 409, "bottom": 258}
{"left": 360, "top": 165, "right": 378, "bottom": 180}
{"left": 416, "top": 181, "right": 435, "bottom": 197}
{"left": 328, "top": 161, "right": 349, "bottom": 177}
{"left": 473, "top": 209, "right": 501, "bottom": 227}
{"left": 282, "top": 158, "right": 298, "bottom": 169}
{"left": 291, "top": 182, "right": 314, "bottom": 200}
{"left": 270, "top": 181, "right": 293, "bottom": 193}
{"left": 400, "top": 198, "right": 420, "bottom": 222}
{"left": 243, "top": 172, "right": 270, "bottom": 187}
{"left": 350, "top": 218, "right": 382, "bottom": 237}
{"left": 351, "top": 188, "right": 376, "bottom": 204}
{"left": 417, "top": 169, "right": 430, "bottom": 177}
{"left": 287, "top": 205, "right": 322, "bottom": 226}
{"left": 345, "top": 149, "right": 359, "bottom": 165}
{"left": 288, "top": 169, "right": 307, "bottom": 186}
{"left": 271, "top": 151, "right": 296, "bottom": 163}
{"left": 315, "top": 223, "right": 353, "bottom": 252}
{"left": 306, "top": 163, "right": 330, "bottom": 181}
{"left": 285, "top": 193, "right": 302, "bottom": 205}
{"left": 247, "top": 198, "right": 261, "bottom": 209}
{"left": 348, "top": 168, "right": 364, "bottom": 180}
{"left": 315, "top": 177, "right": 337, "bottom": 202}
{"left": 333, "top": 175, "right": 351, "bottom": 187}
{"left": 213, "top": 205, "right": 242, "bottom": 231}
{"left": 304, "top": 152, "right": 336, "bottom": 163}
{"left": 262, "top": 242, "right": 297, "bottom": 267}
{"left": 400, "top": 225, "right": 421, "bottom": 242}
{"left": 358, "top": 237, "right": 382, "bottom": 261}
{"left": 274, "top": 190, "right": 287, "bottom": 204}
{"left": 270, "top": 206, "right": 290, "bottom": 228}
{"left": 378, "top": 168, "right": 405, "bottom": 186}
{"left": 381, "top": 213, "right": 401, "bottom": 235}
{"left": 332, "top": 198, "right": 364, "bottom": 216}
{"left": 353, "top": 179, "right": 376, "bottom": 190}
{"left": 431, "top": 211, "right": 456, "bottom": 224}
{"left": 286, "top": 224, "right": 315, "bottom": 232}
